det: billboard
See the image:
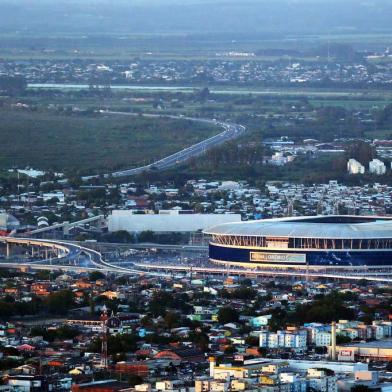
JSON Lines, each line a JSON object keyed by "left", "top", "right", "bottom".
{"left": 338, "top": 349, "right": 355, "bottom": 361}
{"left": 250, "top": 252, "right": 306, "bottom": 264}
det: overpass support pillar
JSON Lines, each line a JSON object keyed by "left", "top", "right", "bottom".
{"left": 63, "top": 222, "right": 70, "bottom": 236}
{"left": 6, "top": 243, "right": 10, "bottom": 259}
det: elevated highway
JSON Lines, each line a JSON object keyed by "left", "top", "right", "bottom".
{"left": 131, "top": 262, "right": 392, "bottom": 283}
{"left": 82, "top": 112, "right": 246, "bottom": 181}
{"left": 0, "top": 237, "right": 104, "bottom": 269}
{"left": 0, "top": 237, "right": 391, "bottom": 283}
{"left": 28, "top": 215, "right": 105, "bottom": 237}
{"left": 73, "top": 241, "right": 208, "bottom": 252}
{"left": 0, "top": 236, "right": 169, "bottom": 277}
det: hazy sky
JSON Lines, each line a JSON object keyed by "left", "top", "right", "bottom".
{"left": 0, "top": 0, "right": 390, "bottom": 36}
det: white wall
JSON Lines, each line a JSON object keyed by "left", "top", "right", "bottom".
{"left": 108, "top": 211, "right": 241, "bottom": 233}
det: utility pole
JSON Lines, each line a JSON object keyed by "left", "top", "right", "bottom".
{"left": 100, "top": 305, "right": 109, "bottom": 369}
{"left": 286, "top": 197, "right": 294, "bottom": 217}
{"left": 317, "top": 198, "right": 324, "bottom": 215}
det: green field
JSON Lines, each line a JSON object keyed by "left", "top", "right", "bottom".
{"left": 0, "top": 109, "right": 218, "bottom": 174}
{"left": 2, "top": 30, "right": 392, "bottom": 61}
{"left": 364, "top": 129, "right": 392, "bottom": 139}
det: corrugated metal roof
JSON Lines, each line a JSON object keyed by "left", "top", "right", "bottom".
{"left": 204, "top": 215, "right": 392, "bottom": 239}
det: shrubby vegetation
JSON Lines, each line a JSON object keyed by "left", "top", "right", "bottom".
{"left": 0, "top": 108, "right": 217, "bottom": 174}
{"left": 0, "top": 76, "right": 27, "bottom": 95}
{"left": 267, "top": 292, "right": 357, "bottom": 331}
{"left": 0, "top": 290, "right": 75, "bottom": 319}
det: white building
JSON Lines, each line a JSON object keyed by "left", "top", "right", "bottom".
{"left": 108, "top": 210, "right": 241, "bottom": 233}
{"left": 314, "top": 331, "right": 331, "bottom": 347}
{"left": 337, "top": 327, "right": 359, "bottom": 340}
{"left": 347, "top": 159, "right": 365, "bottom": 174}
{"left": 369, "top": 159, "right": 386, "bottom": 175}
{"left": 373, "top": 321, "right": 392, "bottom": 338}
{"left": 259, "top": 330, "right": 307, "bottom": 350}
{"left": 307, "top": 369, "right": 337, "bottom": 392}
{"left": 250, "top": 315, "right": 272, "bottom": 328}
{"left": 42, "top": 192, "right": 65, "bottom": 203}
{"left": 195, "top": 379, "right": 229, "bottom": 392}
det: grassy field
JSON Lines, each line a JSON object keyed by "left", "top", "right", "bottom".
{"left": 2, "top": 30, "right": 392, "bottom": 61}
{"left": 0, "top": 109, "right": 218, "bottom": 174}
{"left": 310, "top": 98, "right": 390, "bottom": 109}
{"left": 364, "top": 129, "right": 392, "bottom": 139}
{"left": 27, "top": 85, "right": 392, "bottom": 102}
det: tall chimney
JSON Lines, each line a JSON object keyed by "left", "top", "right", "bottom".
{"left": 331, "top": 321, "right": 337, "bottom": 361}
{"left": 209, "top": 357, "right": 216, "bottom": 378}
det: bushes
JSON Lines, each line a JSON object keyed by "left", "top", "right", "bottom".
{"left": 218, "top": 307, "right": 239, "bottom": 324}
{"left": 0, "top": 109, "right": 217, "bottom": 173}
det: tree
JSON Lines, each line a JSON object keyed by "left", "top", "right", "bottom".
{"left": 336, "top": 334, "right": 352, "bottom": 345}
{"left": 287, "top": 292, "right": 355, "bottom": 324}
{"left": 45, "top": 290, "right": 75, "bottom": 315}
{"left": 88, "top": 334, "right": 137, "bottom": 355}
{"left": 30, "top": 325, "right": 79, "bottom": 342}
{"left": 192, "top": 332, "right": 209, "bottom": 352}
{"left": 89, "top": 296, "right": 95, "bottom": 315}
{"left": 351, "top": 385, "right": 371, "bottom": 392}
{"left": 245, "top": 336, "right": 259, "bottom": 346}
{"left": 196, "top": 87, "right": 210, "bottom": 102}
{"left": 357, "top": 279, "right": 369, "bottom": 287}
{"left": 139, "top": 230, "right": 155, "bottom": 243}
{"left": 0, "top": 301, "right": 14, "bottom": 319}
{"left": 140, "top": 315, "right": 154, "bottom": 328}
{"left": 241, "top": 279, "right": 252, "bottom": 287}
{"left": 128, "top": 375, "right": 143, "bottom": 387}
{"left": 231, "top": 287, "right": 257, "bottom": 300}
{"left": 106, "top": 230, "right": 133, "bottom": 243}
{"left": 315, "top": 346, "right": 327, "bottom": 355}
{"left": 345, "top": 141, "right": 375, "bottom": 166}
{"left": 0, "top": 75, "right": 27, "bottom": 95}
{"left": 89, "top": 271, "right": 106, "bottom": 281}
{"left": 164, "top": 311, "right": 178, "bottom": 329}
{"left": 0, "top": 358, "right": 23, "bottom": 370}
{"left": 375, "top": 103, "right": 392, "bottom": 127}
{"left": 149, "top": 291, "right": 172, "bottom": 317}
{"left": 218, "top": 307, "right": 239, "bottom": 324}
{"left": 224, "top": 345, "right": 236, "bottom": 355}
{"left": 148, "top": 291, "right": 191, "bottom": 317}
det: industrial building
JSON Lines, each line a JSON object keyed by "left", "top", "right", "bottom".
{"left": 108, "top": 210, "right": 241, "bottom": 234}
{"left": 204, "top": 215, "right": 392, "bottom": 269}
{"left": 330, "top": 340, "right": 392, "bottom": 362}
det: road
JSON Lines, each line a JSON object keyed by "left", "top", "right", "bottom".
{"left": 82, "top": 112, "right": 246, "bottom": 180}
{"left": 131, "top": 262, "right": 392, "bottom": 283}
{"left": 73, "top": 240, "right": 208, "bottom": 252}
{"left": 1, "top": 237, "right": 392, "bottom": 283}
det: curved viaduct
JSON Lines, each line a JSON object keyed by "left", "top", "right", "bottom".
{"left": 0, "top": 237, "right": 391, "bottom": 283}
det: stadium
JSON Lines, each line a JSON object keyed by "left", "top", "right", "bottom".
{"left": 203, "top": 215, "right": 392, "bottom": 269}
